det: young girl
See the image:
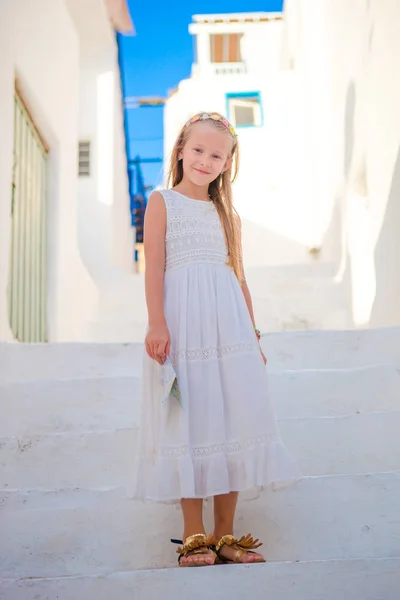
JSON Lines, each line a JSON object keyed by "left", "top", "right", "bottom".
{"left": 134, "top": 112, "right": 301, "bottom": 566}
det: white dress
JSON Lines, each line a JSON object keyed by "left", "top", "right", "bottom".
{"left": 133, "top": 189, "right": 301, "bottom": 503}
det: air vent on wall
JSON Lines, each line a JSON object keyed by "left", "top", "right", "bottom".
{"left": 78, "top": 140, "right": 91, "bottom": 176}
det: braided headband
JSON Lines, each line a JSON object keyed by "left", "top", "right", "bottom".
{"left": 185, "top": 113, "right": 238, "bottom": 142}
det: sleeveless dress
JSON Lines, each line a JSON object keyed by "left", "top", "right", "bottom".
{"left": 133, "top": 189, "right": 301, "bottom": 502}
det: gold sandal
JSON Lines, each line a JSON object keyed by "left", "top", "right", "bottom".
{"left": 215, "top": 534, "right": 265, "bottom": 564}
{"left": 175, "top": 533, "right": 217, "bottom": 567}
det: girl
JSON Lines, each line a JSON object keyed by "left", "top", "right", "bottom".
{"left": 134, "top": 112, "right": 301, "bottom": 566}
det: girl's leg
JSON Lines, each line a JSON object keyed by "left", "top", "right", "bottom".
{"left": 213, "top": 492, "right": 264, "bottom": 563}
{"left": 214, "top": 491, "right": 238, "bottom": 540}
{"left": 179, "top": 498, "right": 215, "bottom": 565}
{"left": 181, "top": 498, "right": 206, "bottom": 540}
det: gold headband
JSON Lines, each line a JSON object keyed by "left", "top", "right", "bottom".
{"left": 185, "top": 113, "right": 237, "bottom": 141}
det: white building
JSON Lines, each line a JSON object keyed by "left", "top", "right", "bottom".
{"left": 283, "top": 0, "right": 400, "bottom": 328}
{"left": 0, "top": 0, "right": 134, "bottom": 343}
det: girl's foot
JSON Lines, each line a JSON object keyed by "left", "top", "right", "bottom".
{"left": 215, "top": 534, "right": 266, "bottom": 564}
{"left": 180, "top": 547, "right": 216, "bottom": 566}
{"left": 176, "top": 533, "right": 217, "bottom": 567}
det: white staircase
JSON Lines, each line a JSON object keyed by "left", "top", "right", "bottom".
{"left": 85, "top": 263, "right": 351, "bottom": 343}
{"left": 1, "top": 328, "right": 400, "bottom": 599}
{"left": 246, "top": 263, "right": 351, "bottom": 332}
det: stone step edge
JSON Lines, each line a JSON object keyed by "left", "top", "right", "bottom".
{"left": 1, "top": 556, "right": 399, "bottom": 584}
{"left": 1, "top": 363, "right": 398, "bottom": 386}
{"left": 1, "top": 327, "right": 399, "bottom": 350}
{"left": 2, "top": 408, "right": 399, "bottom": 443}
{"left": 2, "top": 470, "right": 399, "bottom": 496}
{"left": 0, "top": 363, "right": 400, "bottom": 380}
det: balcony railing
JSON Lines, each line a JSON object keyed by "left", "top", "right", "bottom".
{"left": 212, "top": 62, "right": 247, "bottom": 75}
{"left": 192, "top": 62, "right": 247, "bottom": 77}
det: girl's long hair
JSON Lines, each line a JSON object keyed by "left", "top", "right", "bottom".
{"left": 167, "top": 113, "right": 242, "bottom": 281}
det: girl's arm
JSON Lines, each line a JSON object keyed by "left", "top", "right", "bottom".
{"left": 236, "top": 214, "right": 255, "bottom": 325}
{"left": 236, "top": 215, "right": 266, "bottom": 363}
{"left": 143, "top": 191, "right": 170, "bottom": 363}
{"left": 241, "top": 278, "right": 256, "bottom": 329}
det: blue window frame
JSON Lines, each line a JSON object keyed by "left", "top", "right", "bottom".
{"left": 226, "top": 91, "right": 263, "bottom": 128}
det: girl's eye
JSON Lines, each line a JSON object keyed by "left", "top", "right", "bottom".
{"left": 194, "top": 148, "right": 201, "bottom": 153}
{"left": 213, "top": 155, "right": 222, "bottom": 160}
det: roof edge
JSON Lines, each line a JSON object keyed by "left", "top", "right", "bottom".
{"left": 105, "top": 0, "right": 135, "bottom": 34}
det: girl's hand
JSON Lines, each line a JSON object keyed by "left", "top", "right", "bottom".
{"left": 145, "top": 325, "right": 171, "bottom": 365}
{"left": 259, "top": 345, "right": 267, "bottom": 365}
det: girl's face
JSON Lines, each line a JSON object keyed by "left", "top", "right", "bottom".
{"left": 179, "top": 121, "right": 233, "bottom": 187}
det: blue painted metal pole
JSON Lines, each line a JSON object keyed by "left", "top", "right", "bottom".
{"left": 116, "top": 33, "right": 139, "bottom": 259}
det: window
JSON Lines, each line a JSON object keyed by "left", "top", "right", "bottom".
{"left": 226, "top": 92, "right": 262, "bottom": 127}
{"left": 78, "top": 140, "right": 91, "bottom": 176}
{"left": 210, "top": 34, "right": 242, "bottom": 63}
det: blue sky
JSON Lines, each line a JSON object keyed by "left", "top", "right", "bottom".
{"left": 119, "top": 0, "right": 283, "bottom": 190}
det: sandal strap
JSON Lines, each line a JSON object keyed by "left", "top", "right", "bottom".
{"left": 177, "top": 533, "right": 216, "bottom": 556}
{"left": 170, "top": 538, "right": 183, "bottom": 545}
{"left": 215, "top": 534, "right": 237, "bottom": 553}
{"left": 234, "top": 548, "right": 245, "bottom": 563}
{"left": 216, "top": 533, "right": 263, "bottom": 553}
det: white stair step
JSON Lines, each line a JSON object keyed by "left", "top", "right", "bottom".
{"left": 265, "top": 328, "right": 400, "bottom": 371}
{"left": 254, "top": 300, "right": 349, "bottom": 332}
{"left": 1, "top": 329, "right": 399, "bottom": 383}
{"left": 1, "top": 558, "right": 399, "bottom": 600}
{"left": 2, "top": 411, "right": 400, "bottom": 489}
{"left": 251, "top": 277, "right": 350, "bottom": 332}
{"left": 0, "top": 343, "right": 145, "bottom": 383}
{"left": 245, "top": 262, "right": 338, "bottom": 280}
{"left": 1, "top": 472, "right": 399, "bottom": 576}
{"left": 86, "top": 320, "right": 147, "bottom": 343}
{"left": 1, "top": 365, "right": 399, "bottom": 438}
{"left": 269, "top": 365, "right": 400, "bottom": 418}
{"left": 94, "top": 265, "right": 338, "bottom": 305}
{"left": 0, "top": 377, "right": 140, "bottom": 437}
{"left": 280, "top": 411, "right": 400, "bottom": 476}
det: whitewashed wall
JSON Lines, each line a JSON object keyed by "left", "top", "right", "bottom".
{"left": 284, "top": 0, "right": 400, "bottom": 327}
{"left": 0, "top": 0, "right": 133, "bottom": 342}
{"left": 0, "top": 0, "right": 97, "bottom": 342}
{"left": 77, "top": 49, "right": 134, "bottom": 287}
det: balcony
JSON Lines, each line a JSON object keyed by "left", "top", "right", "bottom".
{"left": 192, "top": 62, "right": 247, "bottom": 78}
{"left": 213, "top": 62, "right": 247, "bottom": 75}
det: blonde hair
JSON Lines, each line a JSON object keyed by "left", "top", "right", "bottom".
{"left": 167, "top": 112, "right": 243, "bottom": 281}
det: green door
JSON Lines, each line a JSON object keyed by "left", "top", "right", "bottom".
{"left": 8, "top": 91, "right": 48, "bottom": 342}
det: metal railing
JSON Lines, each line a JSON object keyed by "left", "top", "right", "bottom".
{"left": 192, "top": 62, "right": 247, "bottom": 77}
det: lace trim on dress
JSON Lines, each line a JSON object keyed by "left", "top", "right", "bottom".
{"left": 159, "top": 434, "right": 279, "bottom": 458}
{"left": 170, "top": 342, "right": 258, "bottom": 363}
{"left": 165, "top": 247, "right": 228, "bottom": 271}
{"left": 166, "top": 215, "right": 222, "bottom": 242}
{"left": 168, "top": 235, "right": 226, "bottom": 250}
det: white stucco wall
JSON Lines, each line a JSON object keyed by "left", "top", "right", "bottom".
{"left": 164, "top": 17, "right": 341, "bottom": 270}
{"left": 77, "top": 49, "right": 134, "bottom": 286}
{"left": 283, "top": 0, "right": 400, "bottom": 327}
{"left": 0, "top": 0, "right": 98, "bottom": 342}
